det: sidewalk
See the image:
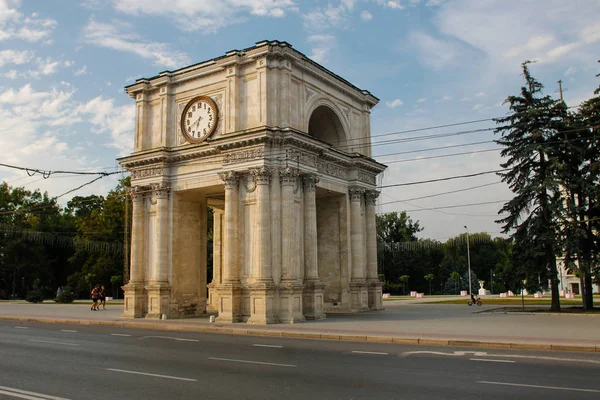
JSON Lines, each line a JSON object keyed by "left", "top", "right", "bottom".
{"left": 1, "top": 300, "right": 598, "bottom": 352}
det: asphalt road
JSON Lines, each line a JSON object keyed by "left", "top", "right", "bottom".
{"left": 1, "top": 321, "right": 599, "bottom": 400}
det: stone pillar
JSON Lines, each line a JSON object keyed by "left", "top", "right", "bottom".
{"left": 278, "top": 168, "right": 305, "bottom": 323}
{"left": 349, "top": 187, "right": 368, "bottom": 312}
{"left": 302, "top": 174, "right": 325, "bottom": 320}
{"left": 248, "top": 167, "right": 276, "bottom": 324}
{"left": 122, "top": 187, "right": 146, "bottom": 318}
{"left": 366, "top": 190, "right": 383, "bottom": 311}
{"left": 207, "top": 208, "right": 223, "bottom": 313}
{"left": 146, "top": 183, "right": 171, "bottom": 319}
{"left": 216, "top": 172, "right": 241, "bottom": 322}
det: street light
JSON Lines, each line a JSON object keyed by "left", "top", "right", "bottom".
{"left": 464, "top": 226, "right": 472, "bottom": 297}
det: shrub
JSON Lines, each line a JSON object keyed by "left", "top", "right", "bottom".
{"left": 26, "top": 289, "right": 44, "bottom": 303}
{"left": 55, "top": 286, "right": 75, "bottom": 303}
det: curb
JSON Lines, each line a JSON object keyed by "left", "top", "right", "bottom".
{"left": 1, "top": 316, "right": 598, "bottom": 353}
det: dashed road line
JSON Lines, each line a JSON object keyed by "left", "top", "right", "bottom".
{"left": 174, "top": 338, "right": 199, "bottom": 342}
{"left": 110, "top": 333, "right": 132, "bottom": 337}
{"left": 61, "top": 329, "right": 77, "bottom": 333}
{"left": 253, "top": 344, "right": 283, "bottom": 348}
{"left": 0, "top": 384, "right": 71, "bottom": 400}
{"left": 352, "top": 351, "right": 389, "bottom": 355}
{"left": 470, "top": 358, "right": 515, "bottom": 363}
{"left": 478, "top": 381, "right": 600, "bottom": 393}
{"left": 208, "top": 357, "right": 297, "bottom": 368}
{"left": 106, "top": 368, "right": 197, "bottom": 382}
{"left": 29, "top": 339, "right": 79, "bottom": 347}
{"left": 14, "top": 326, "right": 29, "bottom": 329}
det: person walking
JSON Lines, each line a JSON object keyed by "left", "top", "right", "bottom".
{"left": 99, "top": 285, "right": 107, "bottom": 310}
{"left": 91, "top": 285, "right": 100, "bottom": 311}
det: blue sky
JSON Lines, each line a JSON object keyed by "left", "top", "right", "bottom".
{"left": 1, "top": 0, "right": 599, "bottom": 240}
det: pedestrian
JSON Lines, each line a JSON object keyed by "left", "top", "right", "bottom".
{"left": 99, "top": 285, "right": 107, "bottom": 310}
{"left": 91, "top": 285, "right": 100, "bottom": 311}
{"left": 56, "top": 287, "right": 62, "bottom": 298}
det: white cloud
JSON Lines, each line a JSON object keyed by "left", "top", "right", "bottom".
{"left": 408, "top": 31, "right": 460, "bottom": 70}
{"left": 417, "top": 98, "right": 426, "bottom": 103}
{"left": 0, "top": 49, "right": 33, "bottom": 67}
{"left": 565, "top": 67, "right": 577, "bottom": 76}
{"left": 303, "top": 1, "right": 356, "bottom": 31}
{"left": 74, "top": 65, "right": 88, "bottom": 76}
{"left": 2, "top": 69, "right": 17, "bottom": 79}
{"left": 386, "top": 98, "right": 404, "bottom": 108}
{"left": 113, "top": 0, "right": 297, "bottom": 33}
{"left": 82, "top": 20, "right": 190, "bottom": 69}
{"left": 0, "top": 1, "right": 56, "bottom": 42}
{"left": 385, "top": 1, "right": 404, "bottom": 9}
{"left": 360, "top": 10, "right": 373, "bottom": 21}
{"left": 474, "top": 91, "right": 485, "bottom": 97}
{"left": 307, "top": 35, "right": 336, "bottom": 64}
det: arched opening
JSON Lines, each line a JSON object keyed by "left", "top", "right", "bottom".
{"left": 308, "top": 105, "right": 347, "bottom": 150}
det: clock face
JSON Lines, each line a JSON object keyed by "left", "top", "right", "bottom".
{"left": 180, "top": 96, "right": 218, "bottom": 143}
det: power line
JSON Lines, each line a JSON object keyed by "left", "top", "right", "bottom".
{"left": 385, "top": 148, "right": 499, "bottom": 164}
{"left": 379, "top": 181, "right": 503, "bottom": 205}
{"left": 0, "top": 163, "right": 120, "bottom": 179}
{"left": 401, "top": 199, "right": 508, "bottom": 212}
{"left": 381, "top": 169, "right": 508, "bottom": 188}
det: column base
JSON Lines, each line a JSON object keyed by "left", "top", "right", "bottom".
{"left": 122, "top": 282, "right": 146, "bottom": 318}
{"left": 368, "top": 280, "right": 384, "bottom": 311}
{"left": 303, "top": 281, "right": 326, "bottom": 320}
{"left": 349, "top": 281, "right": 369, "bottom": 312}
{"left": 278, "top": 281, "right": 306, "bottom": 324}
{"left": 207, "top": 281, "right": 218, "bottom": 314}
{"left": 145, "top": 282, "right": 171, "bottom": 319}
{"left": 215, "top": 283, "right": 242, "bottom": 323}
{"left": 247, "top": 282, "right": 277, "bottom": 325}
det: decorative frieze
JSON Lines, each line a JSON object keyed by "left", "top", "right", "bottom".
{"left": 317, "top": 161, "right": 348, "bottom": 179}
{"left": 280, "top": 167, "right": 299, "bottom": 186}
{"left": 285, "top": 149, "right": 318, "bottom": 167}
{"left": 131, "top": 167, "right": 163, "bottom": 180}
{"left": 223, "top": 147, "right": 264, "bottom": 165}
{"left": 151, "top": 182, "right": 170, "bottom": 198}
{"left": 358, "top": 170, "right": 377, "bottom": 185}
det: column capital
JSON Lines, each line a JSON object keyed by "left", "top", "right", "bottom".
{"left": 219, "top": 171, "right": 239, "bottom": 190}
{"left": 250, "top": 166, "right": 271, "bottom": 185}
{"left": 365, "top": 190, "right": 380, "bottom": 206}
{"left": 128, "top": 186, "right": 145, "bottom": 202}
{"left": 302, "top": 174, "right": 320, "bottom": 192}
{"left": 279, "top": 167, "right": 299, "bottom": 186}
{"left": 348, "top": 186, "right": 365, "bottom": 202}
{"left": 151, "top": 182, "right": 170, "bottom": 199}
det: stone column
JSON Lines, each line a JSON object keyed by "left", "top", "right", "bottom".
{"left": 278, "top": 168, "right": 304, "bottom": 323}
{"left": 122, "top": 187, "right": 146, "bottom": 318}
{"left": 248, "top": 167, "right": 276, "bottom": 324}
{"left": 366, "top": 190, "right": 383, "bottom": 310}
{"left": 146, "top": 183, "right": 171, "bottom": 319}
{"left": 349, "top": 187, "right": 368, "bottom": 312}
{"left": 207, "top": 208, "right": 223, "bottom": 313}
{"left": 302, "top": 174, "right": 325, "bottom": 320}
{"left": 216, "top": 172, "right": 241, "bottom": 322}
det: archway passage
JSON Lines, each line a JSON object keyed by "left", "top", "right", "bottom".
{"left": 308, "top": 105, "right": 347, "bottom": 151}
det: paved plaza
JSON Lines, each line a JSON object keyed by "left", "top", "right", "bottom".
{"left": 1, "top": 298, "right": 598, "bottom": 350}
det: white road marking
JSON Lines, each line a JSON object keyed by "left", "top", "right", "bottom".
{"left": 208, "top": 357, "right": 297, "bottom": 368}
{"left": 352, "top": 351, "right": 389, "bottom": 355}
{"left": 478, "top": 381, "right": 600, "bottom": 393}
{"left": 253, "top": 344, "right": 283, "bottom": 348}
{"left": 174, "top": 338, "right": 199, "bottom": 342}
{"left": 110, "top": 333, "right": 131, "bottom": 337}
{"left": 14, "top": 326, "right": 29, "bottom": 329}
{"left": 470, "top": 358, "right": 515, "bottom": 363}
{"left": 60, "top": 330, "right": 77, "bottom": 333}
{"left": 29, "top": 340, "right": 79, "bottom": 347}
{"left": 106, "top": 368, "right": 197, "bottom": 382}
{"left": 0, "top": 384, "right": 71, "bottom": 400}
{"left": 404, "top": 351, "right": 600, "bottom": 365}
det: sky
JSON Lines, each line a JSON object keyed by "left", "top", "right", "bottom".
{"left": 0, "top": 0, "right": 599, "bottom": 241}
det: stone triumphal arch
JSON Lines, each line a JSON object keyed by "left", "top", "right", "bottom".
{"left": 119, "top": 40, "right": 386, "bottom": 324}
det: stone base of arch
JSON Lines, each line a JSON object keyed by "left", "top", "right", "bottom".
{"left": 144, "top": 283, "right": 171, "bottom": 319}
{"left": 349, "top": 281, "right": 369, "bottom": 312}
{"left": 368, "top": 281, "right": 384, "bottom": 311}
{"left": 303, "top": 281, "right": 326, "bottom": 320}
{"left": 121, "top": 282, "right": 145, "bottom": 318}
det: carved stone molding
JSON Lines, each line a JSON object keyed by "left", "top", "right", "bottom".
{"left": 250, "top": 166, "right": 271, "bottom": 185}
{"left": 128, "top": 186, "right": 146, "bottom": 202}
{"left": 285, "top": 149, "right": 318, "bottom": 167}
{"left": 302, "top": 174, "right": 320, "bottom": 192}
{"left": 242, "top": 175, "right": 257, "bottom": 193}
{"left": 348, "top": 186, "right": 365, "bottom": 202}
{"left": 365, "top": 190, "right": 380, "bottom": 206}
{"left": 223, "top": 147, "right": 264, "bottom": 165}
{"left": 218, "top": 171, "right": 239, "bottom": 190}
{"left": 279, "top": 167, "right": 299, "bottom": 187}
{"left": 131, "top": 167, "right": 163, "bottom": 180}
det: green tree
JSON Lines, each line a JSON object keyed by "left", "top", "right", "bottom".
{"left": 494, "top": 61, "right": 568, "bottom": 311}
{"left": 424, "top": 273, "right": 434, "bottom": 295}
{"left": 399, "top": 275, "right": 409, "bottom": 295}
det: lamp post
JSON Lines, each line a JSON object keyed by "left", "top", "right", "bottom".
{"left": 464, "top": 226, "right": 471, "bottom": 297}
